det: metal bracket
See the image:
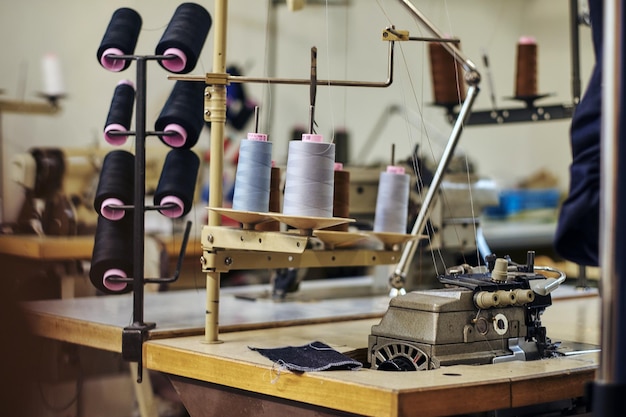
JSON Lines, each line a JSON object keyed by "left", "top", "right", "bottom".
{"left": 382, "top": 28, "right": 409, "bottom": 41}
{"left": 122, "top": 322, "right": 156, "bottom": 382}
{"left": 205, "top": 72, "right": 230, "bottom": 86}
{"left": 204, "top": 247, "right": 402, "bottom": 273}
{"left": 201, "top": 226, "right": 308, "bottom": 253}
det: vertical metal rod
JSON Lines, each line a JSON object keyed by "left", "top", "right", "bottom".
{"left": 599, "top": 0, "right": 622, "bottom": 384}
{"left": 393, "top": 85, "right": 479, "bottom": 282}
{"left": 264, "top": 4, "right": 279, "bottom": 139}
{"left": 599, "top": 0, "right": 620, "bottom": 384}
{"left": 591, "top": 1, "right": 626, "bottom": 412}
{"left": 205, "top": 0, "right": 228, "bottom": 344}
{"left": 133, "top": 57, "right": 147, "bottom": 325}
{"left": 254, "top": 106, "right": 260, "bottom": 133}
{"left": 309, "top": 46, "right": 317, "bottom": 134}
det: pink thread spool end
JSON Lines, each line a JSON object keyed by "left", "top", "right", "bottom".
{"left": 101, "top": 198, "right": 126, "bottom": 220}
{"left": 386, "top": 165, "right": 405, "bottom": 175}
{"left": 159, "top": 195, "right": 184, "bottom": 218}
{"left": 334, "top": 162, "right": 344, "bottom": 171}
{"left": 103, "top": 268, "right": 128, "bottom": 292}
{"left": 100, "top": 47, "right": 126, "bottom": 72}
{"left": 247, "top": 132, "right": 268, "bottom": 141}
{"left": 161, "top": 48, "right": 187, "bottom": 73}
{"left": 162, "top": 124, "right": 188, "bottom": 148}
{"left": 104, "top": 124, "right": 129, "bottom": 145}
{"left": 301, "top": 133, "right": 324, "bottom": 143}
{"left": 518, "top": 36, "right": 537, "bottom": 45}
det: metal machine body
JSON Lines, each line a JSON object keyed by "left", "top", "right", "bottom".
{"left": 369, "top": 251, "right": 564, "bottom": 371}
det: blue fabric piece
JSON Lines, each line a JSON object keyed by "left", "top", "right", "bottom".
{"left": 249, "top": 341, "right": 362, "bottom": 372}
{"left": 554, "top": 0, "right": 603, "bottom": 266}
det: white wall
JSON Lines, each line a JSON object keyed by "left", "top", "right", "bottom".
{"left": 0, "top": 0, "right": 594, "bottom": 222}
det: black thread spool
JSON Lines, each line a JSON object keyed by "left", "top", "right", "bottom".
{"left": 97, "top": 7, "right": 142, "bottom": 72}
{"left": 104, "top": 80, "right": 136, "bottom": 145}
{"left": 155, "top": 80, "right": 205, "bottom": 149}
{"left": 90, "top": 215, "right": 134, "bottom": 295}
{"left": 94, "top": 150, "right": 135, "bottom": 221}
{"left": 155, "top": 3, "right": 212, "bottom": 74}
{"left": 154, "top": 149, "right": 200, "bottom": 218}
{"left": 515, "top": 37, "right": 538, "bottom": 99}
{"left": 428, "top": 41, "right": 466, "bottom": 110}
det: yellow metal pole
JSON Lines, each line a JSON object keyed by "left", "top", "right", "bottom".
{"left": 205, "top": 0, "right": 228, "bottom": 343}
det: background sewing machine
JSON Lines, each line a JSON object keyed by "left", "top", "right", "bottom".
{"left": 4, "top": 146, "right": 205, "bottom": 299}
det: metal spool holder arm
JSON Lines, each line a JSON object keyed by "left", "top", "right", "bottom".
{"left": 192, "top": 0, "right": 481, "bottom": 343}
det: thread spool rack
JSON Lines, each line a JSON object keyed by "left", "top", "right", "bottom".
{"left": 95, "top": 52, "right": 192, "bottom": 382}
{"left": 446, "top": 0, "right": 584, "bottom": 125}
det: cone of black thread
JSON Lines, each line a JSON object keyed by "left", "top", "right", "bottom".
{"left": 97, "top": 8, "right": 142, "bottom": 72}
{"left": 94, "top": 150, "right": 135, "bottom": 220}
{"left": 155, "top": 3, "right": 212, "bottom": 74}
{"left": 104, "top": 81, "right": 135, "bottom": 145}
{"left": 155, "top": 80, "right": 205, "bottom": 149}
{"left": 90, "top": 215, "right": 134, "bottom": 295}
{"left": 154, "top": 149, "right": 200, "bottom": 218}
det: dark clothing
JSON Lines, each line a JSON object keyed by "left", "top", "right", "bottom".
{"left": 554, "top": 0, "right": 603, "bottom": 266}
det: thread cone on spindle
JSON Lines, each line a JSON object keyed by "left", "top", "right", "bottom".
{"left": 373, "top": 165, "right": 410, "bottom": 234}
{"left": 323, "top": 163, "right": 350, "bottom": 232}
{"left": 515, "top": 36, "right": 538, "bottom": 99}
{"left": 232, "top": 133, "right": 273, "bottom": 213}
{"left": 283, "top": 134, "right": 335, "bottom": 218}
{"left": 428, "top": 40, "right": 466, "bottom": 108}
{"left": 256, "top": 165, "right": 281, "bottom": 231}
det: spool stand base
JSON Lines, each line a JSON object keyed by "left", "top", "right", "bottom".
{"left": 123, "top": 322, "right": 156, "bottom": 382}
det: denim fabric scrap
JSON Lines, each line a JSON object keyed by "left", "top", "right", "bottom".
{"left": 249, "top": 341, "right": 362, "bottom": 372}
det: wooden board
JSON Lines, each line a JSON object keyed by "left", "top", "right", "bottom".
{"left": 24, "top": 280, "right": 392, "bottom": 352}
{"left": 0, "top": 234, "right": 202, "bottom": 261}
{"left": 23, "top": 283, "right": 600, "bottom": 416}
{"left": 144, "top": 315, "right": 598, "bottom": 417}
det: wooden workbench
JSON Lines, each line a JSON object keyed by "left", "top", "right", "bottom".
{"left": 0, "top": 233, "right": 202, "bottom": 298}
{"left": 23, "top": 282, "right": 600, "bottom": 417}
{"left": 0, "top": 233, "right": 201, "bottom": 261}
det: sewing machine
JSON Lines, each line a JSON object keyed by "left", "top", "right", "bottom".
{"left": 369, "top": 251, "right": 570, "bottom": 372}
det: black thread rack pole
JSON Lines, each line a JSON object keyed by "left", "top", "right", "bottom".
{"left": 133, "top": 56, "right": 147, "bottom": 327}
{"left": 120, "top": 55, "right": 155, "bottom": 384}
{"left": 101, "top": 52, "right": 193, "bottom": 383}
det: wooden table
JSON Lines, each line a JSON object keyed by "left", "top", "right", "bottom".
{"left": 24, "top": 283, "right": 600, "bottom": 417}
{"left": 0, "top": 234, "right": 202, "bottom": 298}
